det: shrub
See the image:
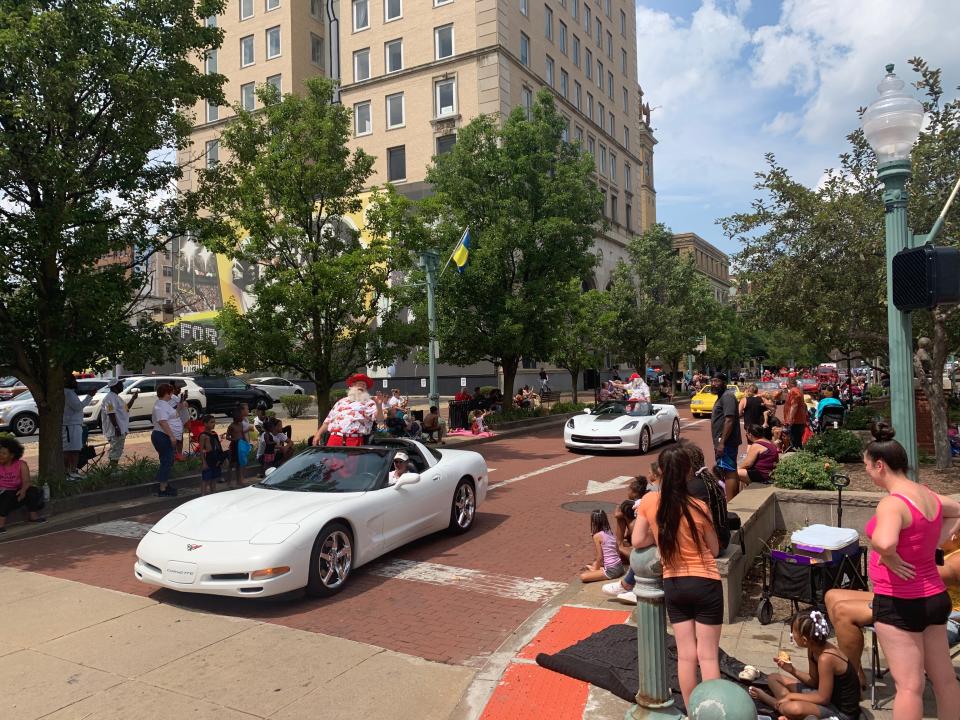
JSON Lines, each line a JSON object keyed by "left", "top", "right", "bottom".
{"left": 280, "top": 394, "right": 313, "bottom": 418}
{"left": 845, "top": 404, "right": 888, "bottom": 430}
{"left": 549, "top": 401, "right": 590, "bottom": 414}
{"left": 479, "top": 385, "right": 496, "bottom": 396}
{"left": 772, "top": 451, "right": 839, "bottom": 491}
{"left": 803, "top": 429, "right": 864, "bottom": 462}
{"left": 330, "top": 388, "right": 347, "bottom": 402}
{"left": 868, "top": 384, "right": 886, "bottom": 399}
{"left": 486, "top": 407, "right": 547, "bottom": 427}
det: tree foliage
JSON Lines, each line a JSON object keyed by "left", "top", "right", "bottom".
{"left": 551, "top": 282, "right": 617, "bottom": 402}
{"left": 424, "top": 90, "right": 603, "bottom": 396}
{"left": 197, "top": 78, "right": 423, "bottom": 422}
{"left": 609, "top": 224, "right": 716, "bottom": 375}
{"left": 0, "top": 0, "right": 224, "bottom": 479}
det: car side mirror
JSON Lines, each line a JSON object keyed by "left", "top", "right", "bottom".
{"left": 583, "top": 408, "right": 591, "bottom": 414}
{"left": 265, "top": 467, "right": 277, "bottom": 477}
{"left": 395, "top": 472, "right": 421, "bottom": 488}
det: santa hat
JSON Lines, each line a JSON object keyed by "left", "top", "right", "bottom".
{"left": 629, "top": 373, "right": 641, "bottom": 381}
{"left": 346, "top": 373, "right": 374, "bottom": 389}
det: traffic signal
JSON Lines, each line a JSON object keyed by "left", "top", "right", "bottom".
{"left": 892, "top": 244, "right": 960, "bottom": 311}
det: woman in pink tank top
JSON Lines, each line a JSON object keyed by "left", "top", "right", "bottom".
{"left": 863, "top": 423, "right": 960, "bottom": 720}
{"left": 0, "top": 436, "right": 46, "bottom": 532}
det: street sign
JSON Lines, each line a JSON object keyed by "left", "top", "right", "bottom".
{"left": 460, "top": 377, "right": 467, "bottom": 387}
{"left": 420, "top": 378, "right": 427, "bottom": 388}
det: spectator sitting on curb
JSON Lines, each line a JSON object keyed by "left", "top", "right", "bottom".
{"left": 470, "top": 409, "right": 493, "bottom": 435}
{"left": 580, "top": 509, "right": 625, "bottom": 583}
{"left": 0, "top": 436, "right": 45, "bottom": 532}
{"left": 603, "top": 463, "right": 662, "bottom": 604}
{"left": 737, "top": 424, "right": 779, "bottom": 486}
{"left": 422, "top": 406, "right": 444, "bottom": 444}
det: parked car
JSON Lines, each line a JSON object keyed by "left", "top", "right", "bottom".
{"left": 0, "top": 376, "right": 28, "bottom": 402}
{"left": 0, "top": 391, "right": 39, "bottom": 436}
{"left": 247, "top": 376, "right": 306, "bottom": 401}
{"left": 77, "top": 379, "right": 108, "bottom": 401}
{"left": 184, "top": 375, "right": 273, "bottom": 415}
{"left": 84, "top": 376, "right": 206, "bottom": 428}
{"left": 135, "top": 438, "right": 487, "bottom": 598}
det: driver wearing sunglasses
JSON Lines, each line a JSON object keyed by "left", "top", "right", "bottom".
{"left": 388, "top": 452, "right": 410, "bottom": 485}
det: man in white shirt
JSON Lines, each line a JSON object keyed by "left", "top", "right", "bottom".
{"left": 386, "top": 388, "right": 407, "bottom": 410}
{"left": 388, "top": 452, "right": 410, "bottom": 485}
{"left": 167, "top": 386, "right": 191, "bottom": 459}
{"left": 100, "top": 379, "right": 135, "bottom": 466}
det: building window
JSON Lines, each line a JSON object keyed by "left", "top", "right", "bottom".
{"left": 165, "top": 282, "right": 172, "bottom": 294}
{"left": 240, "top": 82, "right": 255, "bottom": 110}
{"left": 604, "top": 0, "right": 611, "bottom": 19}
{"left": 622, "top": 86, "right": 628, "bottom": 113}
{"left": 387, "top": 146, "right": 406, "bottom": 181}
{"left": 353, "top": 0, "right": 369, "bottom": 31}
{"left": 355, "top": 101, "right": 372, "bottom": 135}
{"left": 353, "top": 48, "right": 370, "bottom": 81}
{"left": 521, "top": 85, "right": 533, "bottom": 118}
{"left": 266, "top": 26, "right": 281, "bottom": 59}
{"left": 587, "top": 135, "right": 595, "bottom": 157}
{"left": 206, "top": 15, "right": 217, "bottom": 27}
{"left": 311, "top": 0, "right": 322, "bottom": 17}
{"left": 559, "top": 21, "right": 567, "bottom": 54}
{"left": 520, "top": 0, "right": 528, "bottom": 16}
{"left": 597, "top": 60, "right": 603, "bottom": 89}
{"left": 435, "top": 0, "right": 453, "bottom": 5}
{"left": 608, "top": 72, "right": 614, "bottom": 99}
{"left": 266, "top": 74, "right": 281, "bottom": 92}
{"left": 435, "top": 24, "right": 454, "bottom": 59}
{"left": 575, "top": 125, "right": 583, "bottom": 143}
{"left": 436, "top": 134, "right": 456, "bottom": 155}
{"left": 205, "top": 140, "right": 219, "bottom": 168}
{"left": 204, "top": 49, "right": 217, "bottom": 75}
{"left": 626, "top": 203, "right": 632, "bottom": 231}
{"left": 599, "top": 143, "right": 606, "bottom": 174}
{"left": 561, "top": 116, "right": 570, "bottom": 142}
{"left": 574, "top": 81, "right": 582, "bottom": 110}
{"left": 560, "top": 68, "right": 569, "bottom": 97}
{"left": 624, "top": 125, "right": 629, "bottom": 148}
{"left": 435, "top": 78, "right": 456, "bottom": 117}
{"left": 385, "top": 39, "right": 403, "bottom": 73}
{"left": 206, "top": 100, "right": 218, "bottom": 123}
{"left": 385, "top": 0, "right": 402, "bottom": 21}
{"left": 267, "top": 0, "right": 280, "bottom": 10}
{"left": 620, "top": 8, "right": 626, "bottom": 35}
{"left": 311, "top": 34, "right": 324, "bottom": 69}
{"left": 545, "top": 5, "right": 553, "bottom": 41}
{"left": 597, "top": 101, "right": 604, "bottom": 126}
{"left": 606, "top": 30, "right": 612, "bottom": 59}
{"left": 595, "top": 18, "right": 601, "bottom": 47}
{"left": 621, "top": 48, "right": 627, "bottom": 73}
{"left": 386, "top": 92, "right": 405, "bottom": 128}
{"left": 572, "top": 35, "right": 580, "bottom": 67}
{"left": 587, "top": 92, "right": 593, "bottom": 119}
{"left": 585, "top": 48, "right": 592, "bottom": 79}
{"left": 600, "top": 188, "right": 607, "bottom": 216}
{"left": 625, "top": 163, "right": 631, "bottom": 187}
{"left": 545, "top": 55, "right": 554, "bottom": 86}
{"left": 610, "top": 193, "right": 618, "bottom": 223}
{"left": 520, "top": 32, "right": 530, "bottom": 66}
{"left": 572, "top": 0, "right": 578, "bottom": 21}
{"left": 610, "top": 152, "right": 616, "bottom": 181}
{"left": 240, "top": 0, "right": 253, "bottom": 20}
{"left": 609, "top": 110, "right": 614, "bottom": 131}
{"left": 583, "top": 4, "right": 590, "bottom": 32}
{"left": 240, "top": 35, "right": 254, "bottom": 66}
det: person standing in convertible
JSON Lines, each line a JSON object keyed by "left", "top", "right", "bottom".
{"left": 313, "top": 373, "right": 385, "bottom": 447}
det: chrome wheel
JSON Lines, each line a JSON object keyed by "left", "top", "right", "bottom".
{"left": 671, "top": 418, "right": 681, "bottom": 442}
{"left": 317, "top": 530, "right": 352, "bottom": 589}
{"left": 454, "top": 483, "right": 475, "bottom": 529}
{"left": 639, "top": 428, "right": 650, "bottom": 453}
{"left": 12, "top": 413, "right": 37, "bottom": 436}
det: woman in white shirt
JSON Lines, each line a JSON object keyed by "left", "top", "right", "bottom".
{"left": 152, "top": 383, "right": 179, "bottom": 497}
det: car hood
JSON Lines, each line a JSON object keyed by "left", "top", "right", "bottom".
{"left": 0, "top": 397, "right": 37, "bottom": 413}
{"left": 165, "top": 486, "right": 362, "bottom": 542}
{"left": 572, "top": 414, "right": 633, "bottom": 427}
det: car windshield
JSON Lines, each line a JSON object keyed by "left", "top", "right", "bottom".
{"left": 0, "top": 376, "right": 19, "bottom": 388}
{"left": 592, "top": 402, "right": 652, "bottom": 418}
{"left": 3, "top": 391, "right": 32, "bottom": 402}
{"left": 256, "top": 448, "right": 388, "bottom": 493}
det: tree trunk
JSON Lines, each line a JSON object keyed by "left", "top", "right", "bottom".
{"left": 313, "top": 369, "right": 333, "bottom": 428}
{"left": 35, "top": 369, "right": 66, "bottom": 484}
{"left": 920, "top": 314, "right": 954, "bottom": 470}
{"left": 501, "top": 356, "right": 520, "bottom": 399}
{"left": 569, "top": 369, "right": 579, "bottom": 403}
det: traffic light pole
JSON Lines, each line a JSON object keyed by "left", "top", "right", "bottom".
{"left": 879, "top": 159, "right": 918, "bottom": 477}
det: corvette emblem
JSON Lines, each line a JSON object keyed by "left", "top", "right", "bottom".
{"left": 186, "top": 544, "right": 202, "bottom": 551}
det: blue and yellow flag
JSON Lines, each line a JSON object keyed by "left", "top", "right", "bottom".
{"left": 451, "top": 227, "right": 470, "bottom": 273}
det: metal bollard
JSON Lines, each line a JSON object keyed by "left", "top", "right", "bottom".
{"left": 626, "top": 546, "right": 682, "bottom": 720}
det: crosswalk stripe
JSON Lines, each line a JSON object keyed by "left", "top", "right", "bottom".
{"left": 78, "top": 520, "right": 153, "bottom": 540}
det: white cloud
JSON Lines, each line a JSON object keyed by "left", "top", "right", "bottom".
{"left": 762, "top": 110, "right": 800, "bottom": 136}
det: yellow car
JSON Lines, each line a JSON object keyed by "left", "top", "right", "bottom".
{"left": 689, "top": 386, "right": 744, "bottom": 418}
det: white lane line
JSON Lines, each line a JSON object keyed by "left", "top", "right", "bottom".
{"left": 368, "top": 559, "right": 567, "bottom": 604}
{"left": 78, "top": 520, "right": 153, "bottom": 540}
{"left": 681, "top": 419, "right": 705, "bottom": 428}
{"left": 488, "top": 455, "right": 594, "bottom": 491}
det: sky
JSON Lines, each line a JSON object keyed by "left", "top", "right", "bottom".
{"left": 635, "top": 0, "right": 960, "bottom": 258}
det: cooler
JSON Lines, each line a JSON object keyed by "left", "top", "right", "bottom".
{"left": 770, "top": 525, "right": 860, "bottom": 566}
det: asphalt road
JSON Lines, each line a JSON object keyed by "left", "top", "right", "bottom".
{"left": 0, "top": 406, "right": 724, "bottom": 669}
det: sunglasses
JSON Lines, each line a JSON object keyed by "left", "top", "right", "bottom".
{"left": 393, "top": 459, "right": 406, "bottom": 465}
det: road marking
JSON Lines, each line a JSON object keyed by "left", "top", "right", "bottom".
{"left": 488, "top": 455, "right": 594, "bottom": 490}
{"left": 681, "top": 419, "right": 705, "bottom": 428}
{"left": 78, "top": 520, "right": 153, "bottom": 540}
{"left": 574, "top": 475, "right": 634, "bottom": 496}
{"left": 368, "top": 559, "right": 567, "bottom": 603}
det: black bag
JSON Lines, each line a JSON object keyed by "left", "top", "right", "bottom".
{"left": 203, "top": 431, "right": 226, "bottom": 467}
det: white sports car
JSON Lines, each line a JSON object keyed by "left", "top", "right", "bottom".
{"left": 564, "top": 401, "right": 681, "bottom": 453}
{"left": 134, "top": 439, "right": 487, "bottom": 598}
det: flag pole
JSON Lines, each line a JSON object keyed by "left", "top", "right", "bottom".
{"left": 440, "top": 227, "right": 469, "bottom": 277}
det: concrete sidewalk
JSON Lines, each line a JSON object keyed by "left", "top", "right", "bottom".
{"left": 0, "top": 566, "right": 474, "bottom": 720}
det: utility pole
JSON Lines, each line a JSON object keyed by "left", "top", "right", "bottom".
{"left": 420, "top": 250, "right": 440, "bottom": 410}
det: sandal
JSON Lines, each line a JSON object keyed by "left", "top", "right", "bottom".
{"left": 739, "top": 665, "right": 761, "bottom": 681}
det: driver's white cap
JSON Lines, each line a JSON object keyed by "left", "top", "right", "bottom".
{"left": 394, "top": 452, "right": 409, "bottom": 462}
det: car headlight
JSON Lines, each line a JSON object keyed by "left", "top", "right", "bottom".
{"left": 566, "top": 418, "right": 575, "bottom": 429}
{"left": 250, "top": 523, "right": 300, "bottom": 545}
{"left": 621, "top": 421, "right": 639, "bottom": 430}
{"left": 150, "top": 512, "right": 187, "bottom": 535}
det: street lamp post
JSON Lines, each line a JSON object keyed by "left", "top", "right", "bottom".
{"left": 420, "top": 250, "right": 441, "bottom": 410}
{"left": 862, "top": 64, "right": 925, "bottom": 476}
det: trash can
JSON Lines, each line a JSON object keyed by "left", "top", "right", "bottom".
{"left": 448, "top": 400, "right": 471, "bottom": 430}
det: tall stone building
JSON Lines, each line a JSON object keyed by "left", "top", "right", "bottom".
{"left": 672, "top": 232, "right": 731, "bottom": 304}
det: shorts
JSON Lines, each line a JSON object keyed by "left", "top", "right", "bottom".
{"left": 663, "top": 576, "right": 724, "bottom": 625}
{"left": 716, "top": 444, "right": 738, "bottom": 472}
{"left": 799, "top": 687, "right": 854, "bottom": 720}
{"left": 746, "top": 468, "right": 771, "bottom": 485}
{"left": 872, "top": 591, "right": 951, "bottom": 632}
{"left": 202, "top": 467, "right": 222, "bottom": 482}
{"left": 604, "top": 563, "right": 626, "bottom": 579}
{"left": 62, "top": 424, "right": 83, "bottom": 452}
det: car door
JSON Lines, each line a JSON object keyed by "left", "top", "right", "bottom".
{"left": 197, "top": 377, "right": 227, "bottom": 413}
{"left": 126, "top": 379, "right": 157, "bottom": 419}
{"left": 224, "top": 376, "right": 251, "bottom": 407}
{"left": 380, "top": 449, "right": 448, "bottom": 550}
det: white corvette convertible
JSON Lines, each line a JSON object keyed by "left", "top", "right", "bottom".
{"left": 564, "top": 401, "right": 681, "bottom": 453}
{"left": 135, "top": 439, "right": 487, "bottom": 598}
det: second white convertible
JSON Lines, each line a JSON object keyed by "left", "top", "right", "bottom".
{"left": 135, "top": 439, "right": 487, "bottom": 598}
{"left": 564, "top": 401, "right": 681, "bottom": 453}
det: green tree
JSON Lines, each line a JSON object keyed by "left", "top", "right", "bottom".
{"left": 610, "top": 224, "right": 716, "bottom": 376}
{"left": 697, "top": 303, "right": 750, "bottom": 373}
{"left": 424, "top": 90, "right": 603, "bottom": 396}
{"left": 0, "top": 0, "right": 224, "bottom": 480}
{"left": 197, "top": 78, "right": 422, "bottom": 423}
{"left": 551, "top": 282, "right": 616, "bottom": 402}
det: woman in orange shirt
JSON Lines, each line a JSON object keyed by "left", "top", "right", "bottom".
{"left": 632, "top": 444, "right": 722, "bottom": 709}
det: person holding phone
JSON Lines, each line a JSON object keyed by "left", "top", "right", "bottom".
{"left": 100, "top": 379, "right": 136, "bottom": 467}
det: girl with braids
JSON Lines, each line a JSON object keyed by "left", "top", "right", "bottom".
{"left": 632, "top": 444, "right": 721, "bottom": 709}
{"left": 748, "top": 609, "right": 861, "bottom": 720}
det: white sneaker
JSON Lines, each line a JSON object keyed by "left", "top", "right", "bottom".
{"left": 616, "top": 591, "right": 638, "bottom": 605}
{"left": 601, "top": 581, "right": 624, "bottom": 596}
